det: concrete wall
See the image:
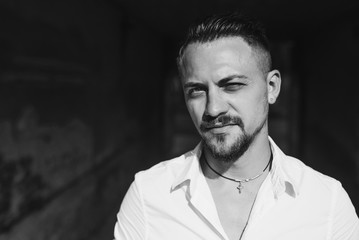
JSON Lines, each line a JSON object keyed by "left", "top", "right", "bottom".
{"left": 0, "top": 1, "right": 166, "bottom": 239}
{"left": 297, "top": 19, "right": 359, "bottom": 207}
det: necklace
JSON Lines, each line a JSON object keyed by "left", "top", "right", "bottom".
{"left": 204, "top": 151, "right": 273, "bottom": 193}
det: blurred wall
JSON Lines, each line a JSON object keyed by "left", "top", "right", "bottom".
{"left": 297, "top": 19, "right": 359, "bottom": 206}
{"left": 0, "top": 1, "right": 166, "bottom": 240}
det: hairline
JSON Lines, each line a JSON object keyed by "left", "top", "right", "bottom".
{"left": 177, "top": 36, "right": 271, "bottom": 79}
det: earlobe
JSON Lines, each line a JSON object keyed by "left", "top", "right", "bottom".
{"left": 267, "top": 70, "right": 281, "bottom": 104}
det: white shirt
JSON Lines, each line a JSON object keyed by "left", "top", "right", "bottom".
{"left": 114, "top": 137, "right": 359, "bottom": 240}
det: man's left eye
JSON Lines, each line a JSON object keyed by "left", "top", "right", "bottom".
{"left": 224, "top": 83, "right": 245, "bottom": 91}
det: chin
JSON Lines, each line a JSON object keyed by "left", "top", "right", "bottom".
{"left": 205, "top": 130, "right": 238, "bottom": 145}
{"left": 202, "top": 133, "right": 248, "bottom": 163}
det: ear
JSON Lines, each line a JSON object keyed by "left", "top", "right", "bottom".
{"left": 266, "top": 70, "right": 281, "bottom": 104}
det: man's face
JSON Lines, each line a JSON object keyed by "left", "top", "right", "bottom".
{"left": 181, "top": 37, "right": 270, "bottom": 162}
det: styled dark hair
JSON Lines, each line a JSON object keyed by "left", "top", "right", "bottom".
{"left": 177, "top": 12, "right": 272, "bottom": 75}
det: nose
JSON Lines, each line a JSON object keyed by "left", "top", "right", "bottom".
{"left": 203, "top": 90, "right": 228, "bottom": 120}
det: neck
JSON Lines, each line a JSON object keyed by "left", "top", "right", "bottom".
{"left": 203, "top": 133, "right": 272, "bottom": 180}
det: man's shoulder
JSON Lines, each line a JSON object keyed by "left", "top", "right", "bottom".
{"left": 282, "top": 154, "right": 359, "bottom": 229}
{"left": 282, "top": 154, "right": 342, "bottom": 193}
{"left": 270, "top": 137, "right": 339, "bottom": 188}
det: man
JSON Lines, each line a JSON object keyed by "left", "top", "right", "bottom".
{"left": 114, "top": 12, "right": 359, "bottom": 240}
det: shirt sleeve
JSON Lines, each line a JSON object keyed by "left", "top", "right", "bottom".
{"left": 114, "top": 177, "right": 146, "bottom": 240}
{"left": 330, "top": 182, "right": 359, "bottom": 240}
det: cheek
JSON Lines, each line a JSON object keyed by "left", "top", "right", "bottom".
{"left": 251, "top": 84, "right": 268, "bottom": 110}
{"left": 251, "top": 93, "right": 268, "bottom": 115}
{"left": 186, "top": 100, "right": 205, "bottom": 125}
{"left": 230, "top": 92, "right": 267, "bottom": 122}
{"left": 258, "top": 89, "right": 269, "bottom": 113}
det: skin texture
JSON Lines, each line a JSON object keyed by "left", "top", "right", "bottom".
{"left": 180, "top": 37, "right": 282, "bottom": 240}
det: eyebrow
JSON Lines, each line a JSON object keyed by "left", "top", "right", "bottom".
{"left": 183, "top": 82, "right": 205, "bottom": 89}
{"left": 183, "top": 74, "right": 248, "bottom": 89}
{"left": 217, "top": 74, "right": 248, "bottom": 86}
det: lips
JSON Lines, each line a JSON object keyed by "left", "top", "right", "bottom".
{"left": 203, "top": 123, "right": 237, "bottom": 131}
{"left": 200, "top": 115, "right": 244, "bottom": 132}
{"left": 207, "top": 123, "right": 235, "bottom": 128}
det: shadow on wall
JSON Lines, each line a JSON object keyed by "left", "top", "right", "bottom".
{"left": 0, "top": 1, "right": 165, "bottom": 240}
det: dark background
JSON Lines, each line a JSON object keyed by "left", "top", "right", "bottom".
{"left": 0, "top": 0, "right": 358, "bottom": 239}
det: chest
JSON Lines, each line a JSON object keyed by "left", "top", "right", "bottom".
{"left": 144, "top": 184, "right": 331, "bottom": 240}
{"left": 208, "top": 181, "right": 259, "bottom": 240}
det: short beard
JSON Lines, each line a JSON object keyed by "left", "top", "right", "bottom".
{"left": 202, "top": 117, "right": 267, "bottom": 163}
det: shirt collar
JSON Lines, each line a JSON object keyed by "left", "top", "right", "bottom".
{"left": 171, "top": 137, "right": 302, "bottom": 199}
{"left": 268, "top": 136, "right": 301, "bottom": 198}
{"left": 170, "top": 142, "right": 203, "bottom": 199}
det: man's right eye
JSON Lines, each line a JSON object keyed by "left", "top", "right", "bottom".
{"left": 187, "top": 88, "right": 205, "bottom": 98}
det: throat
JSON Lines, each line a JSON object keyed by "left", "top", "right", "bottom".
{"left": 202, "top": 150, "right": 273, "bottom": 194}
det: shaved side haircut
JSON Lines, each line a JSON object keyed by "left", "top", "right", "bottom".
{"left": 177, "top": 12, "right": 272, "bottom": 77}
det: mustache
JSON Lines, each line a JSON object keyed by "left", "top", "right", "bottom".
{"left": 200, "top": 115, "right": 244, "bottom": 131}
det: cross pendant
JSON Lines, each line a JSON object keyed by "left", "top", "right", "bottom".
{"left": 237, "top": 182, "right": 243, "bottom": 193}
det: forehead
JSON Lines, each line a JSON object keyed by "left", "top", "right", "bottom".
{"left": 181, "top": 37, "right": 260, "bottom": 79}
